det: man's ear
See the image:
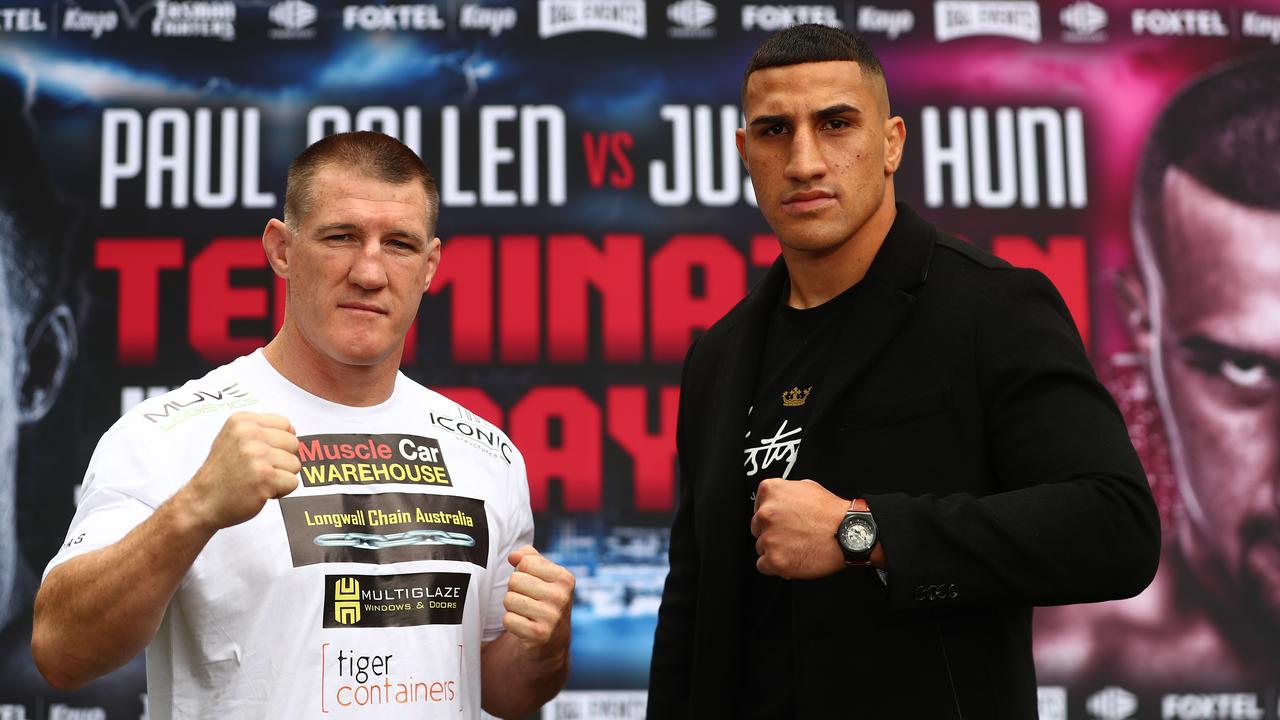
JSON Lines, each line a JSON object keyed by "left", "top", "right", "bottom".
{"left": 884, "top": 115, "right": 906, "bottom": 174}
{"left": 423, "top": 237, "right": 441, "bottom": 293}
{"left": 735, "top": 127, "right": 747, "bottom": 165}
{"left": 18, "top": 304, "right": 75, "bottom": 424}
{"left": 1116, "top": 267, "right": 1154, "bottom": 355}
{"left": 263, "top": 218, "right": 291, "bottom": 279}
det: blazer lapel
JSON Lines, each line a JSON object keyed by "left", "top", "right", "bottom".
{"left": 804, "top": 203, "right": 936, "bottom": 433}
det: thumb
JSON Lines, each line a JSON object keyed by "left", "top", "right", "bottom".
{"left": 507, "top": 544, "right": 540, "bottom": 568}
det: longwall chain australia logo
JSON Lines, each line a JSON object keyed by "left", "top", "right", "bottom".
{"left": 326, "top": 572, "right": 470, "bottom": 628}
{"left": 1087, "top": 686, "right": 1138, "bottom": 720}
{"left": 142, "top": 383, "right": 258, "bottom": 430}
{"left": 279, "top": 491, "right": 490, "bottom": 567}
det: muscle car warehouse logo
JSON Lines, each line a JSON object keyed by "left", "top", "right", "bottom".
{"left": 297, "top": 433, "right": 452, "bottom": 487}
{"left": 278, "top": 492, "right": 489, "bottom": 567}
{"left": 325, "top": 572, "right": 470, "bottom": 628}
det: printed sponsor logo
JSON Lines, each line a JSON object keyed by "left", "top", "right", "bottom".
{"left": 0, "top": 705, "right": 29, "bottom": 720}
{"left": 1038, "top": 687, "right": 1067, "bottom": 720}
{"left": 48, "top": 708, "right": 104, "bottom": 720}
{"left": 1161, "top": 694, "right": 1264, "bottom": 720}
{"left": 325, "top": 572, "right": 471, "bottom": 628}
{"left": 543, "top": 691, "right": 648, "bottom": 719}
{"left": 269, "top": 0, "right": 316, "bottom": 38}
{"left": 934, "top": 0, "right": 1041, "bottom": 42}
{"left": 538, "top": 0, "right": 646, "bottom": 38}
{"left": 667, "top": 0, "right": 715, "bottom": 37}
{"left": 459, "top": 3, "right": 517, "bottom": 36}
{"left": 141, "top": 383, "right": 258, "bottom": 430}
{"left": 62, "top": 7, "right": 119, "bottom": 37}
{"left": 1242, "top": 10, "right": 1280, "bottom": 43}
{"left": 742, "top": 4, "right": 842, "bottom": 30}
{"left": 151, "top": 0, "right": 235, "bottom": 39}
{"left": 0, "top": 7, "right": 47, "bottom": 31}
{"left": 279, "top": 492, "right": 489, "bottom": 567}
{"left": 297, "top": 433, "right": 453, "bottom": 488}
{"left": 1131, "top": 8, "right": 1228, "bottom": 36}
{"left": 1060, "top": 0, "right": 1106, "bottom": 41}
{"left": 856, "top": 6, "right": 914, "bottom": 39}
{"left": 428, "top": 408, "right": 514, "bottom": 465}
{"left": 342, "top": 4, "right": 445, "bottom": 30}
{"left": 1088, "top": 686, "right": 1138, "bottom": 720}
{"left": 320, "top": 642, "right": 459, "bottom": 713}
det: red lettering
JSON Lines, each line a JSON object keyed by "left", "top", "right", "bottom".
{"left": 189, "top": 238, "right": 268, "bottom": 362}
{"left": 991, "top": 235, "right": 1090, "bottom": 349}
{"left": 547, "top": 234, "right": 643, "bottom": 362}
{"left": 298, "top": 438, "right": 324, "bottom": 463}
{"left": 509, "top": 387, "right": 601, "bottom": 512}
{"left": 430, "top": 235, "right": 493, "bottom": 363}
{"left": 751, "top": 234, "right": 780, "bottom": 267}
{"left": 96, "top": 238, "right": 184, "bottom": 364}
{"left": 607, "top": 386, "right": 679, "bottom": 512}
{"left": 582, "top": 132, "right": 611, "bottom": 188}
{"left": 500, "top": 235, "right": 540, "bottom": 363}
{"left": 650, "top": 234, "right": 745, "bottom": 362}
{"left": 608, "top": 132, "right": 634, "bottom": 189}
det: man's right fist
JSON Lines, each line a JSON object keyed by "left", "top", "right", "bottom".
{"left": 177, "top": 412, "right": 300, "bottom": 532}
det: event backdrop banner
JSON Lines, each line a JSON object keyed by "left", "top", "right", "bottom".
{"left": 0, "top": 0, "right": 1278, "bottom": 718}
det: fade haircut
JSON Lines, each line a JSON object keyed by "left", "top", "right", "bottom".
{"left": 741, "top": 24, "right": 888, "bottom": 111}
{"left": 1133, "top": 56, "right": 1280, "bottom": 270}
{"left": 284, "top": 130, "right": 440, "bottom": 235}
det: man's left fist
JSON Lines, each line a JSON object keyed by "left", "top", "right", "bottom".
{"left": 503, "top": 546, "right": 575, "bottom": 660}
{"left": 750, "top": 478, "right": 848, "bottom": 579}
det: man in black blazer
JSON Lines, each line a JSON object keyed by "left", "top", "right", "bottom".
{"left": 647, "top": 24, "right": 1161, "bottom": 719}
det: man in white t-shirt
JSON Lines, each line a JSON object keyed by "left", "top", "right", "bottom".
{"left": 31, "top": 131, "right": 574, "bottom": 719}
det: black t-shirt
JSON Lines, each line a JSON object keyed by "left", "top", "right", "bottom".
{"left": 739, "top": 282, "right": 860, "bottom": 719}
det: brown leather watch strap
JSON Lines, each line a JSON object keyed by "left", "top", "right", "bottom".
{"left": 851, "top": 498, "right": 870, "bottom": 513}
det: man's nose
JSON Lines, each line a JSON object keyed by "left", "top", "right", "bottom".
{"left": 348, "top": 241, "right": 388, "bottom": 289}
{"left": 784, "top": 128, "right": 827, "bottom": 182}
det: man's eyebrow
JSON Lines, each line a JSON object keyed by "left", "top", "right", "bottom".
{"left": 748, "top": 104, "right": 863, "bottom": 127}
{"left": 1179, "top": 334, "right": 1278, "bottom": 363}
{"left": 313, "top": 222, "right": 426, "bottom": 245}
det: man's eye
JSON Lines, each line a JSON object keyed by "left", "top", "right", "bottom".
{"left": 1220, "top": 358, "right": 1270, "bottom": 389}
{"left": 825, "top": 118, "right": 850, "bottom": 130}
{"left": 762, "top": 124, "right": 786, "bottom": 136}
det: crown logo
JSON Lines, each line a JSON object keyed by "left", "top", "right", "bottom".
{"left": 782, "top": 386, "right": 811, "bottom": 407}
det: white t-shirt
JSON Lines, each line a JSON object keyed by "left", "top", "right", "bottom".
{"left": 46, "top": 350, "right": 534, "bottom": 719}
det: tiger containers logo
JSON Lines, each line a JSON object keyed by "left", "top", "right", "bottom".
{"left": 297, "top": 434, "right": 452, "bottom": 488}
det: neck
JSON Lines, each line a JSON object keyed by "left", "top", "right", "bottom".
{"left": 783, "top": 188, "right": 897, "bottom": 309}
{"left": 262, "top": 322, "right": 402, "bottom": 407}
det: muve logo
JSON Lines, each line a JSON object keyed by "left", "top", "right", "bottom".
{"left": 334, "top": 577, "right": 361, "bottom": 625}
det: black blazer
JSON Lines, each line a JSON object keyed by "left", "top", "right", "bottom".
{"left": 648, "top": 204, "right": 1160, "bottom": 719}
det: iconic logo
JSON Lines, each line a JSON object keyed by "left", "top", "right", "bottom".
{"left": 324, "top": 572, "right": 471, "bottom": 628}
{"left": 1087, "top": 686, "right": 1138, "bottom": 720}
{"left": 151, "top": 0, "right": 236, "bottom": 39}
{"left": 1060, "top": 0, "right": 1107, "bottom": 40}
{"left": 538, "top": 0, "right": 647, "bottom": 38}
{"left": 741, "top": 4, "right": 842, "bottom": 30}
{"left": 667, "top": 0, "right": 714, "bottom": 36}
{"left": 333, "top": 577, "right": 362, "bottom": 625}
{"left": 1130, "top": 8, "right": 1228, "bottom": 36}
{"left": 856, "top": 6, "right": 914, "bottom": 39}
{"left": 781, "top": 386, "right": 811, "bottom": 407}
{"left": 934, "top": 1, "right": 1041, "bottom": 42}
{"left": 1243, "top": 11, "right": 1280, "bottom": 44}
{"left": 459, "top": 3, "right": 517, "bottom": 36}
{"left": 342, "top": 4, "right": 445, "bottom": 30}
{"left": 0, "top": 7, "right": 47, "bottom": 31}
{"left": 62, "top": 7, "right": 118, "bottom": 37}
{"left": 269, "top": 0, "right": 316, "bottom": 38}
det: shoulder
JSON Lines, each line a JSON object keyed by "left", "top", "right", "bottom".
{"left": 111, "top": 356, "right": 261, "bottom": 441}
{"left": 394, "top": 376, "right": 523, "bottom": 470}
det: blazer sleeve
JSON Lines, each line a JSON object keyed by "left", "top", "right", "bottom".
{"left": 866, "top": 267, "right": 1161, "bottom": 611}
{"left": 646, "top": 336, "right": 702, "bottom": 718}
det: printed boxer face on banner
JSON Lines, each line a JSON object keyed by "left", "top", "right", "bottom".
{"left": 736, "top": 60, "right": 904, "bottom": 258}
{"left": 1139, "top": 166, "right": 1280, "bottom": 629}
{"left": 265, "top": 165, "right": 440, "bottom": 369}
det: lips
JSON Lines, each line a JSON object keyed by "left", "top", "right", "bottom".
{"left": 782, "top": 189, "right": 835, "bottom": 214}
{"left": 338, "top": 301, "right": 387, "bottom": 315}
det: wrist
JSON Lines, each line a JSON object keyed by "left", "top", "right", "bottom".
{"left": 835, "top": 498, "right": 878, "bottom": 567}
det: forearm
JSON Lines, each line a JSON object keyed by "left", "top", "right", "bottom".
{"left": 480, "top": 630, "right": 569, "bottom": 719}
{"left": 32, "top": 487, "right": 215, "bottom": 688}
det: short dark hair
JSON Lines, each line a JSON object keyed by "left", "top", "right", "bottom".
{"left": 284, "top": 130, "right": 440, "bottom": 234}
{"left": 742, "top": 24, "right": 887, "bottom": 104}
{"left": 1133, "top": 55, "right": 1280, "bottom": 259}
{"left": 0, "top": 70, "right": 70, "bottom": 321}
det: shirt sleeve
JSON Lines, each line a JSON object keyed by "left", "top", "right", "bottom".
{"left": 482, "top": 447, "right": 535, "bottom": 643}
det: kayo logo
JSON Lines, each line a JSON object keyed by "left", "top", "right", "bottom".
{"left": 857, "top": 6, "right": 914, "bottom": 39}
{"left": 459, "top": 3, "right": 517, "bottom": 36}
{"left": 63, "top": 7, "right": 119, "bottom": 37}
{"left": 1244, "top": 11, "right": 1280, "bottom": 43}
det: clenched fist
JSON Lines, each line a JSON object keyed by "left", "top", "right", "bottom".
{"left": 750, "top": 477, "right": 850, "bottom": 579}
{"left": 177, "top": 412, "right": 301, "bottom": 532}
{"left": 502, "top": 546, "right": 575, "bottom": 661}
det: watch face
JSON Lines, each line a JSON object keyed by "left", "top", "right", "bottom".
{"left": 839, "top": 516, "right": 875, "bottom": 553}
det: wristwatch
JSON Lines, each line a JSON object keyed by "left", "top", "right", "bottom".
{"left": 835, "top": 498, "right": 877, "bottom": 566}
